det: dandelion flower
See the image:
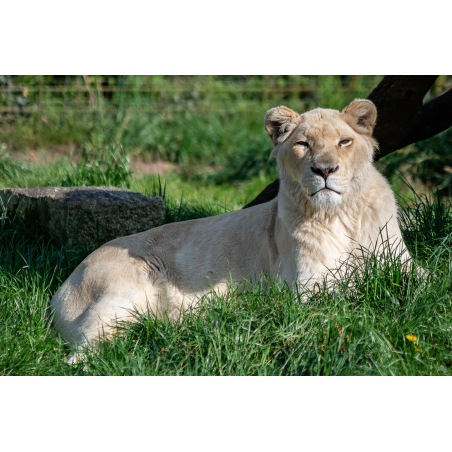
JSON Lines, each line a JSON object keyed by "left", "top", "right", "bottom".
{"left": 406, "top": 334, "right": 417, "bottom": 342}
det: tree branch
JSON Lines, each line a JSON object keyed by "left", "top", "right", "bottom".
{"left": 244, "top": 179, "right": 280, "bottom": 209}
{"left": 369, "top": 75, "right": 439, "bottom": 159}
{"left": 401, "top": 87, "right": 452, "bottom": 147}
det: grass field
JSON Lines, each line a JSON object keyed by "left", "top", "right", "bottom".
{"left": 1, "top": 148, "right": 451, "bottom": 376}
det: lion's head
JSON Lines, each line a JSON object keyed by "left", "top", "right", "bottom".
{"left": 265, "top": 99, "right": 378, "bottom": 211}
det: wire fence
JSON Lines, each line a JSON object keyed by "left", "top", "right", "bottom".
{"left": 0, "top": 75, "right": 394, "bottom": 117}
{"left": 2, "top": 75, "right": 451, "bottom": 120}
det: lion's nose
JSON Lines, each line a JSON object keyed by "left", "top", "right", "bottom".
{"left": 311, "top": 165, "right": 339, "bottom": 180}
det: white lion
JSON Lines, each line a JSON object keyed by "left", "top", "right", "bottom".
{"left": 50, "top": 99, "right": 410, "bottom": 361}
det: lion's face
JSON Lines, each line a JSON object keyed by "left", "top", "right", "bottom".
{"left": 265, "top": 100, "right": 378, "bottom": 210}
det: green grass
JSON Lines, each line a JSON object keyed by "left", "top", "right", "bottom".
{"left": 1, "top": 76, "right": 384, "bottom": 162}
{"left": 0, "top": 151, "right": 451, "bottom": 375}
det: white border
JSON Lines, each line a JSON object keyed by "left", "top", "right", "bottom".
{"left": 1, "top": 377, "right": 451, "bottom": 450}
{"left": 3, "top": 1, "right": 451, "bottom": 74}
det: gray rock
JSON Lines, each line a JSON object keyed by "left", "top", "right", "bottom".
{"left": 0, "top": 186, "right": 165, "bottom": 248}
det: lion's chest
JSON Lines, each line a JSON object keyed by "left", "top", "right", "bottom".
{"left": 290, "top": 216, "right": 353, "bottom": 284}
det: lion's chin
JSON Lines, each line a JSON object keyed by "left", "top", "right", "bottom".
{"left": 310, "top": 189, "right": 342, "bottom": 210}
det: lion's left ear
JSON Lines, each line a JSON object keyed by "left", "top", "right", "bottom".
{"left": 342, "top": 99, "right": 377, "bottom": 135}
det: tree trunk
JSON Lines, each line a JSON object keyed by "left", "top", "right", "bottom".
{"left": 245, "top": 75, "right": 452, "bottom": 209}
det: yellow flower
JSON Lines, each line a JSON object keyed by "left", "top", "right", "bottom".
{"left": 406, "top": 334, "right": 417, "bottom": 342}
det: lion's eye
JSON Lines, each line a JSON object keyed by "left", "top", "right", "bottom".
{"left": 295, "top": 141, "right": 309, "bottom": 147}
{"left": 339, "top": 139, "right": 352, "bottom": 147}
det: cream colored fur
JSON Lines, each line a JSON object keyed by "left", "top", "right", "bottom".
{"left": 50, "top": 99, "right": 410, "bottom": 360}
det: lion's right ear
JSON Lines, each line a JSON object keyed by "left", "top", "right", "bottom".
{"left": 265, "top": 106, "right": 301, "bottom": 146}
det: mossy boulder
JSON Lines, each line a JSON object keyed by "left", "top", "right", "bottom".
{"left": 0, "top": 186, "right": 165, "bottom": 248}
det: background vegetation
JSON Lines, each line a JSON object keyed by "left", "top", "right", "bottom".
{"left": 0, "top": 75, "right": 451, "bottom": 375}
{"left": 2, "top": 75, "right": 452, "bottom": 199}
